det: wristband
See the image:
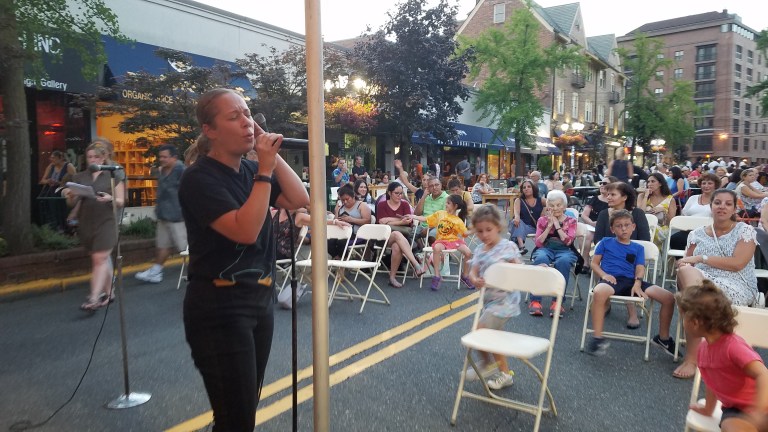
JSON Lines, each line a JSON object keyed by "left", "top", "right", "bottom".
{"left": 253, "top": 174, "right": 272, "bottom": 183}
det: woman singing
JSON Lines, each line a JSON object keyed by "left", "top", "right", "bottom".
{"left": 179, "top": 88, "right": 308, "bottom": 431}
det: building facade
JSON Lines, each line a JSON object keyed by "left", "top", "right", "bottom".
{"left": 618, "top": 10, "right": 768, "bottom": 163}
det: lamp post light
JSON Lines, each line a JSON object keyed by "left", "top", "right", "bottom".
{"left": 650, "top": 138, "right": 666, "bottom": 165}
{"left": 561, "top": 121, "right": 585, "bottom": 169}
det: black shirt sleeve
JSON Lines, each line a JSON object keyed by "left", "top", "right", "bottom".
{"left": 594, "top": 210, "right": 609, "bottom": 245}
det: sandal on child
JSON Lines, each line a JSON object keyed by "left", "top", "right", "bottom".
{"left": 430, "top": 276, "right": 442, "bottom": 291}
{"left": 414, "top": 265, "right": 427, "bottom": 278}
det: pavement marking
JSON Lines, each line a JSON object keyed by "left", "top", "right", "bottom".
{"left": 165, "top": 292, "right": 479, "bottom": 432}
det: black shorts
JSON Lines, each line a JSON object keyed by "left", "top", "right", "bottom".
{"left": 720, "top": 407, "right": 746, "bottom": 426}
{"left": 598, "top": 276, "right": 653, "bottom": 297}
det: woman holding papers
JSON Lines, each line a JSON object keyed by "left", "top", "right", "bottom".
{"left": 62, "top": 141, "right": 125, "bottom": 310}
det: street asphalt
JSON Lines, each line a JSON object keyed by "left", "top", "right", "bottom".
{"left": 0, "top": 253, "right": 697, "bottom": 432}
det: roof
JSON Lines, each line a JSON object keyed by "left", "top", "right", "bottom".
{"left": 539, "top": 2, "right": 580, "bottom": 35}
{"left": 586, "top": 34, "right": 616, "bottom": 66}
{"left": 624, "top": 10, "right": 734, "bottom": 36}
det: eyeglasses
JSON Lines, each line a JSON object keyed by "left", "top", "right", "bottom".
{"left": 613, "top": 223, "right": 634, "bottom": 230}
{"left": 599, "top": 182, "right": 608, "bottom": 186}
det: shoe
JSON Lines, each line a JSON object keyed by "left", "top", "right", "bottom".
{"left": 98, "top": 292, "right": 116, "bottom": 303}
{"left": 586, "top": 337, "right": 610, "bottom": 356}
{"left": 464, "top": 361, "right": 498, "bottom": 382}
{"left": 528, "top": 300, "right": 543, "bottom": 316}
{"left": 580, "top": 266, "right": 591, "bottom": 274}
{"left": 652, "top": 335, "right": 679, "bottom": 357}
{"left": 626, "top": 320, "right": 641, "bottom": 330}
{"left": 549, "top": 301, "right": 565, "bottom": 318}
{"left": 519, "top": 247, "right": 528, "bottom": 255}
{"left": 430, "top": 276, "right": 442, "bottom": 291}
{"left": 136, "top": 268, "right": 162, "bottom": 283}
{"left": 486, "top": 371, "right": 515, "bottom": 390}
{"left": 80, "top": 298, "right": 107, "bottom": 311}
{"left": 460, "top": 275, "right": 476, "bottom": 290}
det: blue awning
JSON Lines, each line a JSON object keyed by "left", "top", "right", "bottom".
{"left": 101, "top": 36, "right": 255, "bottom": 98}
{"left": 412, "top": 122, "right": 506, "bottom": 149}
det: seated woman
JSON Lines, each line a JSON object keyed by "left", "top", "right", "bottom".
{"left": 470, "top": 173, "right": 494, "bottom": 204}
{"left": 376, "top": 182, "right": 426, "bottom": 288}
{"left": 669, "top": 173, "right": 718, "bottom": 251}
{"left": 329, "top": 184, "right": 371, "bottom": 259}
{"left": 638, "top": 172, "right": 676, "bottom": 249}
{"left": 673, "top": 189, "right": 759, "bottom": 379}
{"left": 736, "top": 168, "right": 768, "bottom": 217}
{"left": 447, "top": 177, "right": 474, "bottom": 216}
{"left": 544, "top": 171, "right": 563, "bottom": 192}
{"left": 510, "top": 179, "right": 546, "bottom": 255}
{"left": 594, "top": 181, "right": 651, "bottom": 329}
{"left": 529, "top": 190, "right": 578, "bottom": 318}
{"left": 579, "top": 177, "right": 618, "bottom": 272}
{"left": 668, "top": 166, "right": 690, "bottom": 208}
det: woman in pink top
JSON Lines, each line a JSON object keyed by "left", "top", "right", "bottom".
{"left": 376, "top": 182, "right": 425, "bottom": 288}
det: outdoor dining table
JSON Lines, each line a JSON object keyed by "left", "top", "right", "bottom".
{"left": 481, "top": 192, "right": 519, "bottom": 205}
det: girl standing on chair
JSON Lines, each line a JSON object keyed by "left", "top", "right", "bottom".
{"left": 465, "top": 205, "right": 522, "bottom": 390}
{"left": 406, "top": 194, "right": 473, "bottom": 291}
{"left": 676, "top": 280, "right": 768, "bottom": 431}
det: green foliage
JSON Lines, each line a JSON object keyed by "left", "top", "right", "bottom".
{"left": 120, "top": 217, "right": 156, "bottom": 239}
{"left": 745, "top": 30, "right": 768, "bottom": 118}
{"left": 459, "top": 2, "right": 583, "bottom": 177}
{"left": 537, "top": 156, "right": 553, "bottom": 176}
{"left": 352, "top": 0, "right": 473, "bottom": 146}
{"left": 0, "top": 237, "right": 8, "bottom": 257}
{"left": 31, "top": 225, "right": 80, "bottom": 250}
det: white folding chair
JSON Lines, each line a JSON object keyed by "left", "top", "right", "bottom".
{"left": 451, "top": 264, "right": 565, "bottom": 432}
{"left": 579, "top": 240, "right": 660, "bottom": 361}
{"left": 683, "top": 306, "right": 768, "bottom": 432}
{"left": 275, "top": 225, "right": 309, "bottom": 296}
{"left": 419, "top": 246, "right": 465, "bottom": 290}
{"left": 565, "top": 222, "right": 590, "bottom": 309}
{"left": 326, "top": 224, "right": 392, "bottom": 313}
{"left": 176, "top": 246, "right": 189, "bottom": 290}
{"left": 661, "top": 216, "right": 713, "bottom": 290}
{"left": 645, "top": 213, "right": 658, "bottom": 242}
{"left": 295, "top": 224, "right": 353, "bottom": 300}
{"left": 375, "top": 220, "right": 420, "bottom": 285}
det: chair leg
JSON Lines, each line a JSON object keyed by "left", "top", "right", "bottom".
{"left": 450, "top": 350, "right": 472, "bottom": 426}
{"left": 176, "top": 256, "right": 187, "bottom": 290}
{"left": 579, "top": 291, "right": 594, "bottom": 351}
{"left": 643, "top": 300, "right": 654, "bottom": 362}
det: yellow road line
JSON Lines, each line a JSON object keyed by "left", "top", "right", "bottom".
{"left": 255, "top": 305, "right": 476, "bottom": 425}
{"left": 165, "top": 293, "right": 478, "bottom": 432}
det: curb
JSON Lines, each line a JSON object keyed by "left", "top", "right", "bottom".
{"left": 0, "top": 256, "right": 185, "bottom": 301}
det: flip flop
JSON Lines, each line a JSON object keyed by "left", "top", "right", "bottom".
{"left": 626, "top": 321, "right": 641, "bottom": 330}
{"left": 672, "top": 361, "right": 697, "bottom": 379}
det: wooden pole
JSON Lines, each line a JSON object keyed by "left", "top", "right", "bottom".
{"left": 304, "top": 0, "right": 330, "bottom": 430}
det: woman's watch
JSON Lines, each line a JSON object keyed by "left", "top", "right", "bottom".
{"left": 253, "top": 173, "right": 272, "bottom": 183}
{"left": 701, "top": 255, "right": 709, "bottom": 264}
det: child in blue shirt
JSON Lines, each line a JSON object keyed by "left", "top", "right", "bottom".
{"left": 586, "top": 209, "right": 677, "bottom": 357}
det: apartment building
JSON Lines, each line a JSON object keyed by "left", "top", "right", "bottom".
{"left": 618, "top": 10, "right": 768, "bottom": 163}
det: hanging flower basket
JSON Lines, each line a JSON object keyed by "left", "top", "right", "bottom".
{"left": 554, "top": 134, "right": 587, "bottom": 147}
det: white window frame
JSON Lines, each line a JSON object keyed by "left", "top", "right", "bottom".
{"left": 585, "top": 100, "right": 593, "bottom": 123}
{"left": 674, "top": 50, "right": 684, "bottom": 61}
{"left": 608, "top": 107, "right": 614, "bottom": 128}
{"left": 655, "top": 88, "right": 664, "bottom": 97}
{"left": 674, "top": 68, "right": 683, "bottom": 79}
{"left": 556, "top": 89, "right": 565, "bottom": 115}
{"left": 598, "top": 70, "right": 606, "bottom": 88}
{"left": 597, "top": 105, "right": 605, "bottom": 125}
{"left": 493, "top": 3, "right": 505, "bottom": 24}
{"left": 571, "top": 93, "right": 579, "bottom": 118}
{"left": 610, "top": 73, "right": 616, "bottom": 92}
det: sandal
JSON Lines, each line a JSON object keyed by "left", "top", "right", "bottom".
{"left": 414, "top": 265, "right": 426, "bottom": 279}
{"left": 519, "top": 247, "right": 528, "bottom": 255}
{"left": 99, "top": 292, "right": 116, "bottom": 303}
{"left": 460, "top": 275, "right": 476, "bottom": 290}
{"left": 430, "top": 276, "right": 442, "bottom": 291}
{"left": 80, "top": 298, "right": 106, "bottom": 311}
{"left": 672, "top": 361, "right": 697, "bottom": 379}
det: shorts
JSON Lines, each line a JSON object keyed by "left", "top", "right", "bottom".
{"left": 433, "top": 239, "right": 466, "bottom": 250}
{"left": 598, "top": 276, "right": 653, "bottom": 297}
{"left": 720, "top": 407, "right": 747, "bottom": 427}
{"left": 157, "top": 220, "right": 188, "bottom": 251}
{"left": 478, "top": 310, "right": 509, "bottom": 330}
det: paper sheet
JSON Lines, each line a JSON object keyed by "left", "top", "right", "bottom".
{"left": 65, "top": 182, "right": 96, "bottom": 198}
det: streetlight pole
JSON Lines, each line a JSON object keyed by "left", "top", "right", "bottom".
{"left": 650, "top": 138, "right": 665, "bottom": 166}
{"left": 561, "top": 121, "right": 584, "bottom": 170}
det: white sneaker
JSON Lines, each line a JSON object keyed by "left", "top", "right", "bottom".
{"left": 464, "top": 362, "right": 498, "bottom": 382}
{"left": 487, "top": 371, "right": 514, "bottom": 390}
{"left": 136, "top": 268, "right": 162, "bottom": 283}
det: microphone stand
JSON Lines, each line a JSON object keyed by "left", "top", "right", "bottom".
{"left": 105, "top": 171, "right": 151, "bottom": 409}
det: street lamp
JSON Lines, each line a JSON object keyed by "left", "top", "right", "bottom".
{"left": 650, "top": 138, "right": 666, "bottom": 165}
{"left": 561, "top": 121, "right": 585, "bottom": 169}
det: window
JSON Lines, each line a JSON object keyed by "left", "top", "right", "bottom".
{"left": 734, "top": 100, "right": 740, "bottom": 115}
{"left": 697, "top": 101, "right": 714, "bottom": 116}
{"left": 608, "top": 107, "right": 614, "bottom": 128}
{"left": 744, "top": 121, "right": 751, "bottom": 135}
{"left": 744, "top": 138, "right": 749, "bottom": 152}
{"left": 693, "top": 135, "right": 713, "bottom": 152}
{"left": 598, "top": 70, "right": 606, "bottom": 88}
{"left": 747, "top": 49, "right": 753, "bottom": 64}
{"left": 586, "top": 69, "right": 593, "bottom": 82}
{"left": 597, "top": 105, "right": 605, "bottom": 125}
{"left": 764, "top": 124, "right": 767, "bottom": 134}
{"left": 745, "top": 103, "right": 751, "bottom": 117}
{"left": 696, "top": 45, "right": 717, "bottom": 62}
{"left": 655, "top": 88, "right": 664, "bottom": 97}
{"left": 763, "top": 141, "right": 766, "bottom": 151}
{"left": 695, "top": 82, "right": 715, "bottom": 98}
{"left": 735, "top": 82, "right": 742, "bottom": 96}
{"left": 736, "top": 45, "right": 743, "bottom": 60}
{"left": 674, "top": 50, "right": 684, "bottom": 61}
{"left": 571, "top": 93, "right": 579, "bottom": 118}
{"left": 657, "top": 53, "right": 664, "bottom": 59}
{"left": 656, "top": 70, "right": 664, "bottom": 79}
{"left": 695, "top": 64, "right": 716, "bottom": 80}
{"left": 585, "top": 100, "right": 593, "bottom": 123}
{"left": 556, "top": 89, "right": 565, "bottom": 116}
{"left": 493, "top": 3, "right": 505, "bottom": 23}
{"left": 733, "top": 119, "right": 740, "bottom": 134}
{"left": 735, "top": 64, "right": 742, "bottom": 79}
{"left": 694, "top": 117, "right": 714, "bottom": 129}
{"left": 732, "top": 137, "right": 739, "bottom": 152}
{"left": 610, "top": 73, "right": 615, "bottom": 92}
{"left": 747, "top": 68, "right": 753, "bottom": 81}
{"left": 674, "top": 68, "right": 683, "bottom": 79}
{"left": 618, "top": 114, "right": 624, "bottom": 132}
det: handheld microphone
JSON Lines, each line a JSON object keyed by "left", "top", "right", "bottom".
{"left": 89, "top": 164, "right": 124, "bottom": 172}
{"left": 254, "top": 113, "right": 269, "bottom": 132}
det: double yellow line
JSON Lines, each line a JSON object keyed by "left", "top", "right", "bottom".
{"left": 165, "top": 292, "right": 479, "bottom": 431}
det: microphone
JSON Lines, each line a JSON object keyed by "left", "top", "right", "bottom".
{"left": 254, "top": 113, "right": 269, "bottom": 132}
{"left": 89, "top": 164, "right": 124, "bottom": 172}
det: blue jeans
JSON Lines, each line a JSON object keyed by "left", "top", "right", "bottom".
{"left": 530, "top": 247, "right": 577, "bottom": 303}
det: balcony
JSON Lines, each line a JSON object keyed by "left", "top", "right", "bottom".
{"left": 571, "top": 73, "right": 586, "bottom": 88}
{"left": 608, "top": 91, "right": 621, "bottom": 104}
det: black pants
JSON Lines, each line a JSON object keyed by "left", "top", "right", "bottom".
{"left": 670, "top": 230, "right": 691, "bottom": 252}
{"left": 184, "top": 281, "right": 274, "bottom": 432}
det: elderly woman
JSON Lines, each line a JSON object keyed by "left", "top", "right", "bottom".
{"left": 638, "top": 173, "right": 676, "bottom": 249}
{"left": 529, "top": 190, "right": 578, "bottom": 318}
{"left": 471, "top": 173, "right": 494, "bottom": 204}
{"left": 736, "top": 168, "right": 768, "bottom": 217}
{"left": 376, "top": 182, "right": 426, "bottom": 287}
{"left": 510, "top": 179, "right": 546, "bottom": 255}
{"left": 673, "top": 189, "right": 759, "bottom": 379}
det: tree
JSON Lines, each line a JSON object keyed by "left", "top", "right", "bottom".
{"left": 352, "top": 0, "right": 473, "bottom": 160}
{"left": 746, "top": 29, "right": 768, "bottom": 116}
{"left": 0, "top": 0, "right": 126, "bottom": 254}
{"left": 617, "top": 34, "right": 695, "bottom": 164}
{"left": 97, "top": 48, "right": 237, "bottom": 156}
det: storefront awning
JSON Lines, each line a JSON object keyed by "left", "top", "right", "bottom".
{"left": 101, "top": 36, "right": 255, "bottom": 98}
{"left": 24, "top": 45, "right": 100, "bottom": 94}
{"left": 503, "top": 136, "right": 560, "bottom": 154}
{"left": 411, "top": 122, "right": 505, "bottom": 149}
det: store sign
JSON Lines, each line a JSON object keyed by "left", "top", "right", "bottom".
{"left": 22, "top": 42, "right": 98, "bottom": 94}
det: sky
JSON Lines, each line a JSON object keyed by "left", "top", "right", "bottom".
{"left": 196, "top": 0, "right": 768, "bottom": 41}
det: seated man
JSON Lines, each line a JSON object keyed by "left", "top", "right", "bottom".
{"left": 414, "top": 176, "right": 448, "bottom": 246}
{"left": 586, "top": 209, "right": 676, "bottom": 357}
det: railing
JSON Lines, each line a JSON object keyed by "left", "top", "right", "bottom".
{"left": 608, "top": 91, "right": 620, "bottom": 104}
{"left": 571, "top": 73, "right": 585, "bottom": 88}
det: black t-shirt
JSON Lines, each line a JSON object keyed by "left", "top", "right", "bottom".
{"left": 351, "top": 165, "right": 367, "bottom": 178}
{"left": 179, "top": 156, "right": 281, "bottom": 288}
{"left": 587, "top": 196, "right": 609, "bottom": 220}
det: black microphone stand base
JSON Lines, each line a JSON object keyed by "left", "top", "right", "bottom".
{"left": 106, "top": 392, "right": 151, "bottom": 409}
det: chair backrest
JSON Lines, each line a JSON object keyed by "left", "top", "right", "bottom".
{"left": 483, "top": 263, "right": 565, "bottom": 298}
{"left": 734, "top": 306, "right": 768, "bottom": 349}
{"left": 565, "top": 208, "right": 579, "bottom": 219}
{"left": 632, "top": 239, "right": 660, "bottom": 262}
{"left": 355, "top": 223, "right": 391, "bottom": 242}
{"left": 327, "top": 224, "right": 353, "bottom": 241}
{"left": 668, "top": 215, "right": 713, "bottom": 232}
{"left": 293, "top": 225, "right": 310, "bottom": 259}
{"left": 644, "top": 213, "right": 658, "bottom": 231}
